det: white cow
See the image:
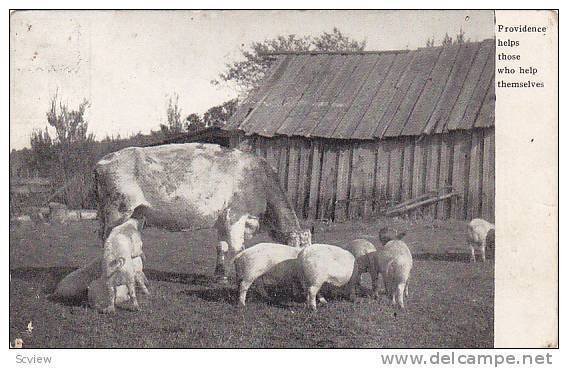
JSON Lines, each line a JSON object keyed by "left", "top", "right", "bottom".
{"left": 94, "top": 143, "right": 310, "bottom": 282}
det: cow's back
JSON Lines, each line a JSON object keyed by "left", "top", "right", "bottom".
{"left": 95, "top": 143, "right": 269, "bottom": 231}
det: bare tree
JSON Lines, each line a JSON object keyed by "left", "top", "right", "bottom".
{"left": 161, "top": 93, "right": 184, "bottom": 136}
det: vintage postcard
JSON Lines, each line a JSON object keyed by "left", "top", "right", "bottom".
{"left": 7, "top": 9, "right": 558, "bottom": 355}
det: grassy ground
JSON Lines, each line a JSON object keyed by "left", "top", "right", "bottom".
{"left": 9, "top": 218, "right": 493, "bottom": 348}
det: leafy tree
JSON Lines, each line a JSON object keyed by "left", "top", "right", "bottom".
{"left": 202, "top": 99, "right": 238, "bottom": 128}
{"left": 28, "top": 127, "right": 55, "bottom": 177}
{"left": 185, "top": 113, "right": 205, "bottom": 132}
{"left": 213, "top": 27, "right": 366, "bottom": 94}
{"left": 23, "top": 93, "right": 97, "bottom": 208}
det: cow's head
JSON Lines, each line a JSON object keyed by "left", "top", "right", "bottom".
{"left": 287, "top": 228, "right": 312, "bottom": 248}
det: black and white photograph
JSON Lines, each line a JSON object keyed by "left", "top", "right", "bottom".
{"left": 7, "top": 9, "right": 557, "bottom": 351}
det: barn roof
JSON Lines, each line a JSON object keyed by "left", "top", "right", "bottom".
{"left": 224, "top": 39, "right": 495, "bottom": 140}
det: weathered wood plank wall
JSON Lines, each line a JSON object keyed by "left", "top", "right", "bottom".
{"left": 231, "top": 128, "right": 494, "bottom": 222}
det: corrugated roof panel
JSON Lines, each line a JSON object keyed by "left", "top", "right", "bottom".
{"left": 458, "top": 44, "right": 495, "bottom": 130}
{"left": 375, "top": 50, "right": 423, "bottom": 138}
{"left": 352, "top": 52, "right": 413, "bottom": 139}
{"left": 225, "top": 40, "right": 494, "bottom": 140}
{"left": 327, "top": 54, "right": 381, "bottom": 138}
{"left": 256, "top": 55, "right": 327, "bottom": 137}
{"left": 225, "top": 55, "right": 288, "bottom": 130}
{"left": 308, "top": 55, "right": 365, "bottom": 137}
{"left": 276, "top": 55, "right": 336, "bottom": 135}
{"left": 426, "top": 42, "right": 481, "bottom": 135}
{"left": 445, "top": 40, "right": 494, "bottom": 132}
{"left": 316, "top": 55, "right": 379, "bottom": 138}
{"left": 402, "top": 44, "right": 461, "bottom": 136}
{"left": 295, "top": 56, "right": 356, "bottom": 136}
{"left": 335, "top": 53, "right": 397, "bottom": 139}
{"left": 290, "top": 57, "right": 350, "bottom": 136}
{"left": 474, "top": 77, "right": 495, "bottom": 128}
{"left": 241, "top": 56, "right": 309, "bottom": 135}
{"left": 384, "top": 46, "right": 443, "bottom": 137}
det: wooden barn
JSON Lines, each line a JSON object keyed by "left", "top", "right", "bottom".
{"left": 223, "top": 39, "right": 495, "bottom": 222}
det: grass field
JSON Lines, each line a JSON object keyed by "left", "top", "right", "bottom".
{"left": 9, "top": 218, "right": 494, "bottom": 348}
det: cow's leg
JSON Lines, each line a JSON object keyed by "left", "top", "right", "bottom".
{"left": 215, "top": 215, "right": 248, "bottom": 283}
{"left": 228, "top": 215, "right": 248, "bottom": 252}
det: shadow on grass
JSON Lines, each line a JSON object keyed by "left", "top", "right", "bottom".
{"left": 414, "top": 252, "right": 495, "bottom": 262}
{"left": 10, "top": 266, "right": 217, "bottom": 287}
{"left": 144, "top": 269, "right": 214, "bottom": 287}
{"left": 180, "top": 286, "right": 236, "bottom": 304}
{"left": 179, "top": 283, "right": 304, "bottom": 309}
{"left": 10, "top": 266, "right": 221, "bottom": 307}
{"left": 414, "top": 252, "right": 471, "bottom": 262}
{"left": 10, "top": 266, "right": 78, "bottom": 293}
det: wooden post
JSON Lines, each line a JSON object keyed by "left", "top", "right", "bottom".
{"left": 349, "top": 143, "right": 364, "bottom": 219}
{"left": 277, "top": 137, "right": 289, "bottom": 190}
{"left": 425, "top": 135, "right": 441, "bottom": 219}
{"left": 374, "top": 141, "right": 389, "bottom": 213}
{"left": 334, "top": 143, "right": 351, "bottom": 222}
{"left": 388, "top": 139, "right": 404, "bottom": 203}
{"left": 361, "top": 142, "right": 376, "bottom": 220}
{"left": 450, "top": 131, "right": 471, "bottom": 220}
{"left": 287, "top": 138, "right": 301, "bottom": 206}
{"left": 467, "top": 130, "right": 483, "bottom": 219}
{"left": 481, "top": 128, "right": 495, "bottom": 222}
{"left": 296, "top": 140, "right": 312, "bottom": 218}
{"left": 401, "top": 138, "right": 415, "bottom": 202}
{"left": 318, "top": 144, "right": 338, "bottom": 220}
{"left": 437, "top": 133, "right": 453, "bottom": 219}
{"left": 308, "top": 141, "right": 323, "bottom": 219}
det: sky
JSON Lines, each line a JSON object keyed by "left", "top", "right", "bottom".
{"left": 10, "top": 10, "right": 494, "bottom": 150}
